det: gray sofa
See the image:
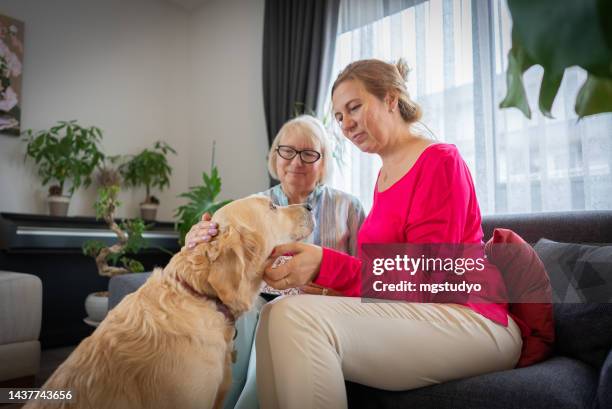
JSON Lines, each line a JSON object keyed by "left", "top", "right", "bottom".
{"left": 110, "top": 211, "right": 612, "bottom": 409}
{"left": 347, "top": 211, "right": 612, "bottom": 409}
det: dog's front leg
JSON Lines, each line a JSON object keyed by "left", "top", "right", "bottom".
{"left": 212, "top": 346, "right": 234, "bottom": 409}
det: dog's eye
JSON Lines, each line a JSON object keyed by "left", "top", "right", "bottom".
{"left": 269, "top": 202, "right": 277, "bottom": 211}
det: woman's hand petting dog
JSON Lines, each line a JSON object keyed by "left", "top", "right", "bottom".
{"left": 264, "top": 242, "right": 323, "bottom": 290}
{"left": 188, "top": 213, "right": 334, "bottom": 295}
{"left": 186, "top": 212, "right": 218, "bottom": 248}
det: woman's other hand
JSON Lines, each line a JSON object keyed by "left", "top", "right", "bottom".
{"left": 300, "top": 283, "right": 340, "bottom": 296}
{"left": 185, "top": 212, "right": 218, "bottom": 249}
{"left": 264, "top": 242, "right": 323, "bottom": 290}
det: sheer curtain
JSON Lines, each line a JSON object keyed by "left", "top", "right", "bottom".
{"left": 325, "top": 0, "right": 612, "bottom": 214}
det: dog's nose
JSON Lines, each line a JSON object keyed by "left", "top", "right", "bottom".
{"left": 303, "top": 203, "right": 312, "bottom": 212}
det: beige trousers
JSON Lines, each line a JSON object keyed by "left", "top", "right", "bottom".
{"left": 256, "top": 295, "right": 522, "bottom": 409}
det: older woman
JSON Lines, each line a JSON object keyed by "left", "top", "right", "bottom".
{"left": 186, "top": 114, "right": 364, "bottom": 259}
{"left": 185, "top": 114, "right": 365, "bottom": 408}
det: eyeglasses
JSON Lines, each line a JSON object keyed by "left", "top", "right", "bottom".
{"left": 276, "top": 145, "right": 322, "bottom": 164}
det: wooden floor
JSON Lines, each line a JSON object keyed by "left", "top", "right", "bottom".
{"left": 34, "top": 346, "right": 75, "bottom": 387}
{"left": 0, "top": 346, "right": 75, "bottom": 409}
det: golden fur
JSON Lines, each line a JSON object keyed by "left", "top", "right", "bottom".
{"left": 24, "top": 196, "right": 313, "bottom": 409}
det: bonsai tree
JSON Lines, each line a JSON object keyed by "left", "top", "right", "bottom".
{"left": 120, "top": 141, "right": 176, "bottom": 205}
{"left": 174, "top": 166, "right": 231, "bottom": 245}
{"left": 23, "top": 120, "right": 105, "bottom": 197}
{"left": 83, "top": 162, "right": 147, "bottom": 277}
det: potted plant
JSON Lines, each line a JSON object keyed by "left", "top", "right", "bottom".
{"left": 174, "top": 166, "right": 231, "bottom": 245}
{"left": 82, "top": 161, "right": 148, "bottom": 323}
{"left": 23, "top": 120, "right": 105, "bottom": 216}
{"left": 120, "top": 141, "right": 176, "bottom": 221}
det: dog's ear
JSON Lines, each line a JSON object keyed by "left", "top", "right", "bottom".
{"left": 173, "top": 243, "right": 213, "bottom": 294}
{"left": 204, "top": 238, "right": 222, "bottom": 263}
{"left": 207, "top": 226, "right": 252, "bottom": 310}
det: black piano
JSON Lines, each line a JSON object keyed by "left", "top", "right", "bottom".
{"left": 0, "top": 212, "right": 180, "bottom": 348}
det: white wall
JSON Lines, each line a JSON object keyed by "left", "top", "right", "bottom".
{"left": 0, "top": 0, "right": 268, "bottom": 220}
{"left": 188, "top": 0, "right": 269, "bottom": 201}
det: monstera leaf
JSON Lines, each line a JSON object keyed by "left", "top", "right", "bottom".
{"left": 500, "top": 0, "right": 612, "bottom": 119}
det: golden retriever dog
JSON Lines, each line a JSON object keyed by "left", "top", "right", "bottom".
{"left": 24, "top": 196, "right": 313, "bottom": 409}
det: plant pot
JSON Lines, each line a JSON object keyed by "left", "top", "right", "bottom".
{"left": 140, "top": 203, "right": 158, "bottom": 221}
{"left": 48, "top": 195, "right": 70, "bottom": 216}
{"left": 84, "top": 291, "right": 109, "bottom": 323}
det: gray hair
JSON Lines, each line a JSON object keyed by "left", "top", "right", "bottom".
{"left": 267, "top": 115, "right": 332, "bottom": 184}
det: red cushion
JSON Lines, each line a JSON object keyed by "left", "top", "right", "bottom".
{"left": 485, "top": 228, "right": 555, "bottom": 367}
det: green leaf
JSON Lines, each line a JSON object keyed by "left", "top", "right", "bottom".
{"left": 120, "top": 218, "right": 148, "bottom": 255}
{"left": 538, "top": 69, "right": 564, "bottom": 119}
{"left": 575, "top": 74, "right": 612, "bottom": 118}
{"left": 507, "top": 0, "right": 611, "bottom": 79}
{"left": 503, "top": 0, "right": 612, "bottom": 119}
{"left": 108, "top": 251, "right": 122, "bottom": 266}
{"left": 23, "top": 120, "right": 105, "bottom": 193}
{"left": 121, "top": 257, "right": 144, "bottom": 273}
{"left": 499, "top": 44, "right": 536, "bottom": 118}
{"left": 173, "top": 166, "right": 231, "bottom": 245}
{"left": 119, "top": 141, "right": 175, "bottom": 200}
{"left": 82, "top": 240, "right": 105, "bottom": 257}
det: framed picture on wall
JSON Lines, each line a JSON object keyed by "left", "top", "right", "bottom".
{"left": 0, "top": 13, "right": 24, "bottom": 136}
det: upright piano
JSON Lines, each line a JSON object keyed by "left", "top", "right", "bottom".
{"left": 0, "top": 212, "right": 180, "bottom": 348}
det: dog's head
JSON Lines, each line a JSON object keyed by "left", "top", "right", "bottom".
{"left": 178, "top": 196, "right": 314, "bottom": 315}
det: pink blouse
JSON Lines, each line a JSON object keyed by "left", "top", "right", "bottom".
{"left": 314, "top": 143, "right": 509, "bottom": 326}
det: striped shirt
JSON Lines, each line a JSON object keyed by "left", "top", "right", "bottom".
{"left": 259, "top": 183, "right": 365, "bottom": 295}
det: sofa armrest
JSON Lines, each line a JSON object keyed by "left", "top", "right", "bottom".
{"left": 108, "top": 272, "right": 151, "bottom": 310}
{"left": 598, "top": 347, "right": 612, "bottom": 409}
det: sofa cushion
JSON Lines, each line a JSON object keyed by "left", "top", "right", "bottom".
{"left": 534, "top": 239, "right": 612, "bottom": 368}
{"left": 346, "top": 356, "right": 598, "bottom": 409}
{"left": 484, "top": 229, "right": 554, "bottom": 367}
{"left": 533, "top": 239, "right": 612, "bottom": 303}
{"left": 552, "top": 303, "right": 612, "bottom": 369}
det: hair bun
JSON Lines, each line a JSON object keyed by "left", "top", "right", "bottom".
{"left": 395, "top": 58, "right": 410, "bottom": 82}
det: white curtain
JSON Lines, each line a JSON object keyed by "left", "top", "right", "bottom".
{"left": 325, "top": 0, "right": 612, "bottom": 214}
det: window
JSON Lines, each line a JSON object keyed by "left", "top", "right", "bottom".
{"left": 326, "top": 0, "right": 612, "bottom": 214}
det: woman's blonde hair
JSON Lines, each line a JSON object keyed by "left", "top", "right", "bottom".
{"left": 267, "top": 115, "right": 332, "bottom": 184}
{"left": 331, "top": 58, "right": 422, "bottom": 124}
